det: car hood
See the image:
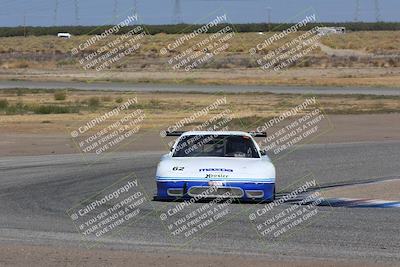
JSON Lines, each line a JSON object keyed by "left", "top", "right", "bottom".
{"left": 156, "top": 155, "right": 275, "bottom": 181}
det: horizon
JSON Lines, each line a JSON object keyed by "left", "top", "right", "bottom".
{"left": 2, "top": 21, "right": 399, "bottom": 29}
{"left": 0, "top": 0, "right": 399, "bottom": 27}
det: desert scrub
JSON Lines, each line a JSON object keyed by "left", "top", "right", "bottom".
{"left": 54, "top": 90, "right": 67, "bottom": 100}
{"left": 0, "top": 101, "right": 80, "bottom": 115}
{"left": 101, "top": 96, "right": 113, "bottom": 102}
{"left": 88, "top": 97, "right": 100, "bottom": 109}
{"left": 0, "top": 99, "right": 9, "bottom": 109}
{"left": 33, "top": 105, "right": 78, "bottom": 114}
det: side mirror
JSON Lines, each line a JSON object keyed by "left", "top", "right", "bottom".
{"left": 170, "top": 146, "right": 174, "bottom": 152}
{"left": 260, "top": 150, "right": 267, "bottom": 156}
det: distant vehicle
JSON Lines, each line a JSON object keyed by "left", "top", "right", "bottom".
{"left": 57, "top": 33, "right": 72, "bottom": 39}
{"left": 317, "top": 27, "right": 346, "bottom": 35}
{"left": 155, "top": 131, "right": 276, "bottom": 202}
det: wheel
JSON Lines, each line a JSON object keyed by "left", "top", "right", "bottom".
{"left": 272, "top": 186, "right": 276, "bottom": 201}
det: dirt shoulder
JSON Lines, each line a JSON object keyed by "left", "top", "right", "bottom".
{"left": 0, "top": 113, "right": 399, "bottom": 157}
{"left": 1, "top": 89, "right": 399, "bottom": 157}
{"left": 1, "top": 67, "right": 400, "bottom": 88}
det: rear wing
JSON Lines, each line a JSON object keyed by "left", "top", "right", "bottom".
{"left": 165, "top": 131, "right": 186, "bottom": 136}
{"left": 165, "top": 131, "right": 267, "bottom": 137}
{"left": 248, "top": 131, "right": 267, "bottom": 137}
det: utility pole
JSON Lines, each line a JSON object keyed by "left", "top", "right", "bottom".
{"left": 23, "top": 11, "right": 27, "bottom": 37}
{"left": 173, "top": 0, "right": 182, "bottom": 24}
{"left": 133, "top": 0, "right": 138, "bottom": 18}
{"left": 354, "top": 0, "right": 360, "bottom": 22}
{"left": 374, "top": 0, "right": 381, "bottom": 22}
{"left": 74, "top": 0, "right": 80, "bottom": 25}
{"left": 113, "top": 0, "right": 118, "bottom": 24}
{"left": 266, "top": 7, "right": 271, "bottom": 32}
{"left": 53, "top": 0, "right": 59, "bottom": 26}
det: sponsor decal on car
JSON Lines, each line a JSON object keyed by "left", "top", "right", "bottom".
{"left": 206, "top": 174, "right": 229, "bottom": 179}
{"left": 199, "top": 168, "right": 233, "bottom": 172}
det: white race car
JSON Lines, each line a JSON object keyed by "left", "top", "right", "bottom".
{"left": 155, "top": 131, "right": 276, "bottom": 202}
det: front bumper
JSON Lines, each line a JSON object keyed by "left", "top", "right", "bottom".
{"left": 156, "top": 180, "right": 275, "bottom": 202}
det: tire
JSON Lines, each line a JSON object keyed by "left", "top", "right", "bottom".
{"left": 272, "top": 186, "right": 276, "bottom": 201}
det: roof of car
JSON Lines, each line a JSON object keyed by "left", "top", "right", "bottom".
{"left": 181, "top": 131, "right": 252, "bottom": 137}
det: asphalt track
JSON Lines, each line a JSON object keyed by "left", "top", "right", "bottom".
{"left": 1, "top": 80, "right": 400, "bottom": 95}
{"left": 0, "top": 141, "right": 399, "bottom": 263}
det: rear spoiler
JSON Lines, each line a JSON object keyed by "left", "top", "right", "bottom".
{"left": 165, "top": 131, "right": 267, "bottom": 137}
{"left": 248, "top": 131, "right": 267, "bottom": 137}
{"left": 165, "top": 131, "right": 186, "bottom": 136}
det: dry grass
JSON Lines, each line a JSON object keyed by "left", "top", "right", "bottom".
{"left": 0, "top": 32, "right": 399, "bottom": 87}
{"left": 0, "top": 31, "right": 398, "bottom": 71}
{"left": 321, "top": 31, "right": 400, "bottom": 54}
{"left": 0, "top": 89, "right": 399, "bottom": 135}
{"left": 1, "top": 31, "right": 399, "bottom": 55}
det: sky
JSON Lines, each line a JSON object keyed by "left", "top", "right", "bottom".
{"left": 0, "top": 0, "right": 399, "bottom": 27}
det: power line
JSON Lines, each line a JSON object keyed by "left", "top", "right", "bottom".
{"left": 53, "top": 0, "right": 58, "bottom": 26}
{"left": 354, "top": 0, "right": 360, "bottom": 22}
{"left": 354, "top": 0, "right": 381, "bottom": 22}
{"left": 113, "top": 0, "right": 119, "bottom": 24}
{"left": 266, "top": 7, "right": 271, "bottom": 31}
{"left": 173, "top": 0, "right": 182, "bottom": 24}
{"left": 374, "top": 0, "right": 381, "bottom": 22}
{"left": 133, "top": 0, "right": 138, "bottom": 18}
{"left": 74, "top": 0, "right": 80, "bottom": 25}
{"left": 23, "top": 10, "right": 27, "bottom": 37}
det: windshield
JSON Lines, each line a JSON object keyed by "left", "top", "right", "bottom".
{"left": 172, "top": 134, "right": 260, "bottom": 158}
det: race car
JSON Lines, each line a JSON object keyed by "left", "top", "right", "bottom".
{"left": 155, "top": 131, "right": 276, "bottom": 202}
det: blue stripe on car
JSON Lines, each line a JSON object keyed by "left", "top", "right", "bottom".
{"left": 156, "top": 176, "right": 275, "bottom": 183}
